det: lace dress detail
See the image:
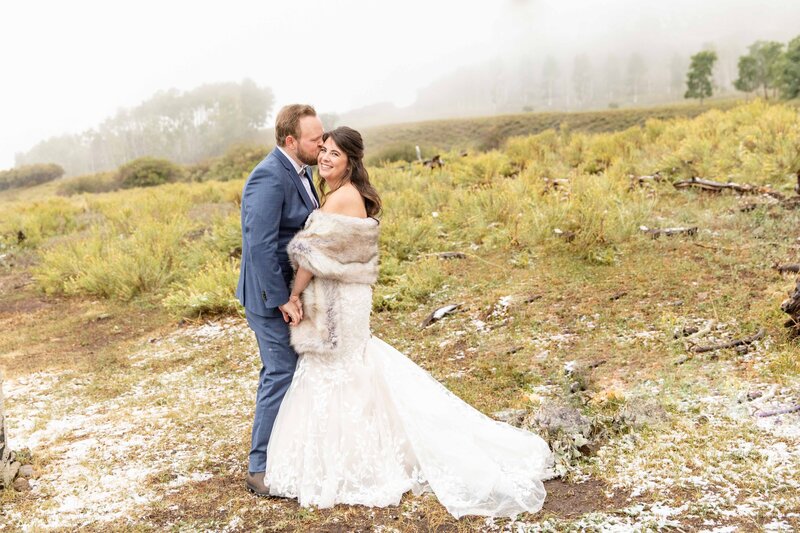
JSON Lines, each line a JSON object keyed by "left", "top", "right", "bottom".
{"left": 265, "top": 211, "right": 554, "bottom": 518}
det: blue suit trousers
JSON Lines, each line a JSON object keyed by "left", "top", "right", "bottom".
{"left": 245, "top": 309, "right": 298, "bottom": 473}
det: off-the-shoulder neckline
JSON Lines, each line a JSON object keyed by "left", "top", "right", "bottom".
{"left": 311, "top": 209, "right": 380, "bottom": 223}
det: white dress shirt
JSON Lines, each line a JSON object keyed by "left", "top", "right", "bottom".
{"left": 278, "top": 146, "right": 318, "bottom": 208}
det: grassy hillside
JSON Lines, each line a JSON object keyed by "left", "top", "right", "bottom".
{"left": 360, "top": 97, "right": 753, "bottom": 162}
{"left": 1, "top": 99, "right": 800, "bottom": 531}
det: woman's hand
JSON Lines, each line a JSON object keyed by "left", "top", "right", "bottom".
{"left": 279, "top": 298, "right": 301, "bottom": 325}
{"left": 289, "top": 293, "right": 303, "bottom": 324}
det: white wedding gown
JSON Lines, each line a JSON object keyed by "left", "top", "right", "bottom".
{"left": 265, "top": 211, "right": 554, "bottom": 518}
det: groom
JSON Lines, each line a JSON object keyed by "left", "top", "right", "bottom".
{"left": 236, "top": 104, "right": 323, "bottom": 496}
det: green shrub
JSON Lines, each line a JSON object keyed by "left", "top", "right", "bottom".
{"left": 448, "top": 151, "right": 515, "bottom": 187}
{"left": 35, "top": 216, "right": 192, "bottom": 300}
{"left": 116, "top": 157, "right": 184, "bottom": 189}
{"left": 0, "top": 197, "right": 86, "bottom": 248}
{"left": 163, "top": 257, "right": 241, "bottom": 317}
{"left": 189, "top": 143, "right": 268, "bottom": 182}
{"left": 374, "top": 257, "right": 445, "bottom": 311}
{"left": 0, "top": 163, "right": 64, "bottom": 191}
{"left": 57, "top": 172, "right": 119, "bottom": 196}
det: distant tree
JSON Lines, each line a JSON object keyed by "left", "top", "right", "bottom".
{"left": 542, "top": 56, "right": 559, "bottom": 107}
{"left": 572, "top": 54, "right": 592, "bottom": 107}
{"left": 734, "top": 40, "right": 785, "bottom": 99}
{"left": 15, "top": 79, "right": 274, "bottom": 176}
{"left": 685, "top": 50, "right": 718, "bottom": 104}
{"left": 626, "top": 53, "right": 647, "bottom": 103}
{"left": 780, "top": 35, "right": 800, "bottom": 99}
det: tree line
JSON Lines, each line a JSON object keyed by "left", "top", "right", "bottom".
{"left": 14, "top": 79, "right": 273, "bottom": 177}
{"left": 685, "top": 36, "right": 800, "bottom": 104}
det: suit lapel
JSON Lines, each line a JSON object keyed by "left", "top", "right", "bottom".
{"left": 273, "top": 147, "right": 316, "bottom": 212}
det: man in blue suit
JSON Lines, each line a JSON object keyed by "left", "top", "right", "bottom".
{"left": 236, "top": 104, "right": 323, "bottom": 496}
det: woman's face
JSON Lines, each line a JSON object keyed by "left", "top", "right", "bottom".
{"left": 317, "top": 137, "right": 348, "bottom": 184}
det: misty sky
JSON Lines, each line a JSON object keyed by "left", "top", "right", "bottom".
{"left": 2, "top": 0, "right": 799, "bottom": 170}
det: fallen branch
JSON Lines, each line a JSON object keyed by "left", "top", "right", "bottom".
{"left": 673, "top": 177, "right": 761, "bottom": 194}
{"left": 422, "top": 155, "right": 444, "bottom": 169}
{"left": 773, "top": 263, "right": 800, "bottom": 274}
{"left": 781, "top": 278, "right": 800, "bottom": 336}
{"left": 436, "top": 252, "right": 466, "bottom": 260}
{"left": 681, "top": 319, "right": 716, "bottom": 351}
{"left": 783, "top": 196, "right": 800, "bottom": 210}
{"left": 553, "top": 228, "right": 576, "bottom": 242}
{"left": 640, "top": 225, "right": 698, "bottom": 239}
{"left": 420, "top": 303, "right": 462, "bottom": 328}
{"left": 756, "top": 404, "right": 800, "bottom": 418}
{"left": 691, "top": 328, "right": 765, "bottom": 354}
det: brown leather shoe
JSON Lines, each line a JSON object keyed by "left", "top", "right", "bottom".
{"left": 245, "top": 471, "right": 270, "bottom": 497}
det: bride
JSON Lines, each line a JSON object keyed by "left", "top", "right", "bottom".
{"left": 264, "top": 126, "right": 554, "bottom": 518}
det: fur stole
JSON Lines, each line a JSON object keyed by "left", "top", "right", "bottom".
{"left": 287, "top": 211, "right": 380, "bottom": 356}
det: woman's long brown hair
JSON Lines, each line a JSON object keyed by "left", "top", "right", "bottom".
{"left": 318, "top": 127, "right": 382, "bottom": 218}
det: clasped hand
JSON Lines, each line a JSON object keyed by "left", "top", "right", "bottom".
{"left": 279, "top": 294, "right": 303, "bottom": 325}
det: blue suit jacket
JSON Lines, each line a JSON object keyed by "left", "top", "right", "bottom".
{"left": 236, "top": 147, "right": 320, "bottom": 317}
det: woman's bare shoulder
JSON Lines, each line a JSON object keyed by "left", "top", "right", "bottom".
{"left": 321, "top": 184, "right": 367, "bottom": 218}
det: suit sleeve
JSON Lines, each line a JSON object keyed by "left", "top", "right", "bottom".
{"left": 242, "top": 165, "right": 290, "bottom": 308}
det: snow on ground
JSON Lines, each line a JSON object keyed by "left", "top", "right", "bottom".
{"left": 2, "top": 318, "right": 254, "bottom": 530}
{"left": 2, "top": 315, "right": 799, "bottom": 530}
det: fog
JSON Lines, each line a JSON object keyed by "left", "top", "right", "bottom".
{"left": 1, "top": 0, "right": 799, "bottom": 169}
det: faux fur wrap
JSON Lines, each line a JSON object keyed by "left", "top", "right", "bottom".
{"left": 287, "top": 211, "right": 380, "bottom": 356}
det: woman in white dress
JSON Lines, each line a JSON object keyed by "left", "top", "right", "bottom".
{"left": 264, "top": 127, "right": 554, "bottom": 518}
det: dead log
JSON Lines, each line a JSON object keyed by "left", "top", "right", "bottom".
{"left": 781, "top": 278, "right": 800, "bottom": 336}
{"left": 782, "top": 196, "right": 800, "bottom": 210}
{"left": 436, "top": 252, "right": 467, "bottom": 260}
{"left": 691, "top": 328, "right": 765, "bottom": 354}
{"left": 673, "top": 177, "right": 780, "bottom": 196}
{"left": 422, "top": 155, "right": 444, "bottom": 169}
{"left": 639, "top": 225, "right": 698, "bottom": 239}
{"left": 773, "top": 263, "right": 800, "bottom": 274}
{"left": 420, "top": 303, "right": 462, "bottom": 328}
{"left": 553, "top": 228, "right": 576, "bottom": 242}
{"left": 756, "top": 404, "right": 800, "bottom": 418}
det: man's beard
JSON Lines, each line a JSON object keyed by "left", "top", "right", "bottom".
{"left": 296, "top": 145, "right": 319, "bottom": 166}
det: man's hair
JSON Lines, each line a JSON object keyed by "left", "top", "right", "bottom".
{"left": 275, "top": 104, "right": 317, "bottom": 147}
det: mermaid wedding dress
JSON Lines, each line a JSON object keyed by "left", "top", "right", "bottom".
{"left": 264, "top": 211, "right": 554, "bottom": 518}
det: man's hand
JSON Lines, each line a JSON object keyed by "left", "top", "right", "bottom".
{"left": 279, "top": 299, "right": 301, "bottom": 325}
